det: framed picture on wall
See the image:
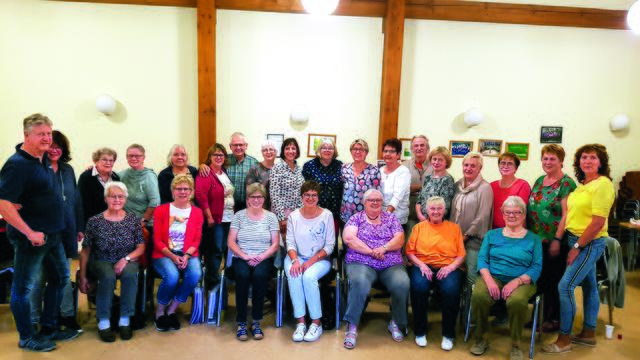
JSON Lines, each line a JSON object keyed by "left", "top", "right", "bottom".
{"left": 307, "top": 133, "right": 337, "bottom": 157}
{"left": 505, "top": 142, "right": 530, "bottom": 161}
{"left": 266, "top": 133, "right": 284, "bottom": 156}
{"left": 540, "top": 126, "right": 563, "bottom": 143}
{"left": 449, "top": 140, "right": 474, "bottom": 158}
{"left": 478, "top": 139, "right": 503, "bottom": 157}
{"left": 399, "top": 138, "right": 412, "bottom": 160}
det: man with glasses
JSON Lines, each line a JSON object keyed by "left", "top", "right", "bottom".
{"left": 227, "top": 132, "right": 258, "bottom": 212}
{"left": 402, "top": 135, "right": 433, "bottom": 232}
{"left": 0, "top": 114, "right": 79, "bottom": 352}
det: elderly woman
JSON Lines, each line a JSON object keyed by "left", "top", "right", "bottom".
{"left": 491, "top": 152, "right": 531, "bottom": 229}
{"left": 543, "top": 144, "right": 614, "bottom": 354}
{"left": 119, "top": 144, "right": 160, "bottom": 227}
{"left": 527, "top": 145, "right": 576, "bottom": 333}
{"left": 380, "top": 138, "right": 411, "bottom": 228}
{"left": 450, "top": 152, "right": 493, "bottom": 287}
{"left": 340, "top": 139, "right": 381, "bottom": 228}
{"left": 246, "top": 140, "right": 278, "bottom": 210}
{"left": 157, "top": 144, "right": 198, "bottom": 204}
{"left": 79, "top": 182, "right": 145, "bottom": 342}
{"left": 406, "top": 196, "right": 465, "bottom": 350}
{"left": 269, "top": 138, "right": 305, "bottom": 237}
{"left": 152, "top": 174, "right": 204, "bottom": 332}
{"left": 342, "top": 189, "right": 409, "bottom": 349}
{"left": 416, "top": 146, "right": 456, "bottom": 221}
{"left": 78, "top": 147, "right": 120, "bottom": 224}
{"left": 470, "top": 196, "right": 542, "bottom": 360}
{"left": 195, "top": 143, "right": 234, "bottom": 287}
{"left": 302, "top": 138, "right": 343, "bottom": 239}
{"left": 227, "top": 183, "right": 279, "bottom": 341}
{"left": 285, "top": 181, "right": 336, "bottom": 342}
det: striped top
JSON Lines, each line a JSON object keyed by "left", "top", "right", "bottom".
{"left": 230, "top": 209, "right": 279, "bottom": 256}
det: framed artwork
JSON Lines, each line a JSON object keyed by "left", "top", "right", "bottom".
{"left": 478, "top": 139, "right": 503, "bottom": 157}
{"left": 540, "top": 126, "right": 563, "bottom": 143}
{"left": 399, "top": 138, "right": 412, "bottom": 160}
{"left": 505, "top": 142, "right": 530, "bottom": 161}
{"left": 266, "top": 133, "right": 284, "bottom": 156}
{"left": 307, "top": 133, "right": 337, "bottom": 157}
{"left": 449, "top": 140, "right": 474, "bottom": 158}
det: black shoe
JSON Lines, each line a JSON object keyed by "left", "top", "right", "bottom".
{"left": 18, "top": 337, "right": 56, "bottom": 352}
{"left": 98, "top": 328, "right": 116, "bottom": 343}
{"left": 167, "top": 313, "right": 181, "bottom": 331}
{"left": 155, "top": 315, "right": 170, "bottom": 332}
{"left": 38, "top": 326, "right": 80, "bottom": 342}
{"left": 119, "top": 326, "right": 133, "bottom": 341}
{"left": 60, "top": 316, "right": 83, "bottom": 333}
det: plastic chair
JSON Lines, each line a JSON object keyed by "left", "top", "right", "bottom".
{"left": 596, "top": 238, "right": 616, "bottom": 326}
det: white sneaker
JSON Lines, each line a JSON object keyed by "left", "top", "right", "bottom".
{"left": 441, "top": 337, "right": 454, "bottom": 351}
{"left": 303, "top": 323, "right": 323, "bottom": 342}
{"left": 415, "top": 335, "right": 427, "bottom": 347}
{"left": 292, "top": 323, "right": 306, "bottom": 342}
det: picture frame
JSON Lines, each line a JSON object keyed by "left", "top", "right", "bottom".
{"left": 307, "top": 133, "right": 337, "bottom": 157}
{"left": 505, "top": 142, "right": 530, "bottom": 161}
{"left": 540, "top": 126, "right": 563, "bottom": 144}
{"left": 449, "top": 140, "right": 474, "bottom": 158}
{"left": 266, "top": 133, "right": 284, "bottom": 156}
{"left": 478, "top": 139, "right": 503, "bottom": 157}
{"left": 399, "top": 138, "right": 412, "bottom": 160}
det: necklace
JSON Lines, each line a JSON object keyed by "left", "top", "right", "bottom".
{"left": 301, "top": 207, "right": 320, "bottom": 219}
{"left": 503, "top": 227, "right": 526, "bottom": 237}
{"left": 365, "top": 212, "right": 380, "bottom": 221}
{"left": 500, "top": 177, "right": 517, "bottom": 188}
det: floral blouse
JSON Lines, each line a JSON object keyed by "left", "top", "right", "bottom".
{"left": 416, "top": 173, "right": 456, "bottom": 220}
{"left": 269, "top": 160, "right": 304, "bottom": 221}
{"left": 246, "top": 162, "right": 272, "bottom": 210}
{"left": 83, "top": 212, "right": 144, "bottom": 263}
{"left": 302, "top": 158, "right": 344, "bottom": 217}
{"left": 527, "top": 174, "right": 576, "bottom": 244}
{"left": 344, "top": 211, "right": 403, "bottom": 270}
{"left": 340, "top": 163, "right": 381, "bottom": 223}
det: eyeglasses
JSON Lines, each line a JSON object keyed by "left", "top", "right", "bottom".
{"left": 127, "top": 154, "right": 144, "bottom": 159}
{"left": 302, "top": 193, "right": 318, "bottom": 199}
{"left": 262, "top": 148, "right": 275, "bottom": 153}
{"left": 503, "top": 210, "right": 523, "bottom": 217}
{"left": 366, "top": 198, "right": 382, "bottom": 203}
{"left": 230, "top": 143, "right": 246, "bottom": 148}
{"left": 351, "top": 147, "right": 366, "bottom": 153}
{"left": 48, "top": 146, "right": 62, "bottom": 152}
{"left": 320, "top": 146, "right": 334, "bottom": 151}
{"left": 108, "top": 195, "right": 126, "bottom": 200}
{"left": 99, "top": 158, "right": 115, "bottom": 164}
{"left": 499, "top": 161, "right": 516, "bottom": 168}
{"left": 249, "top": 195, "right": 264, "bottom": 200}
{"left": 382, "top": 150, "right": 397, "bottom": 154}
{"left": 174, "top": 187, "right": 192, "bottom": 192}
{"left": 212, "top": 153, "right": 225, "bottom": 158}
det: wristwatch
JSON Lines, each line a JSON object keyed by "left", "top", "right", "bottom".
{"left": 573, "top": 242, "right": 581, "bottom": 250}
{"left": 125, "top": 255, "right": 131, "bottom": 263}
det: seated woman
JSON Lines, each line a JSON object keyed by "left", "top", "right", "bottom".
{"left": 470, "top": 196, "right": 542, "bottom": 360}
{"left": 152, "top": 174, "right": 204, "bottom": 332}
{"left": 285, "top": 181, "right": 336, "bottom": 342}
{"left": 406, "top": 196, "right": 465, "bottom": 350}
{"left": 342, "top": 189, "right": 409, "bottom": 349}
{"left": 227, "top": 183, "right": 279, "bottom": 341}
{"left": 79, "top": 182, "right": 145, "bottom": 343}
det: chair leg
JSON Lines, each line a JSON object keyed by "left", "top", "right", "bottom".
{"left": 335, "top": 273, "right": 341, "bottom": 331}
{"left": 530, "top": 295, "right": 541, "bottom": 360}
{"left": 276, "top": 270, "right": 282, "bottom": 328}
{"left": 607, "top": 287, "right": 614, "bottom": 326}
{"left": 216, "top": 270, "right": 226, "bottom": 327}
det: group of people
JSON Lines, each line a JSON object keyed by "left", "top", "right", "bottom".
{"left": 0, "top": 114, "right": 615, "bottom": 360}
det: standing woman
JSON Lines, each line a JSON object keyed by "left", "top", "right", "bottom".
{"left": 78, "top": 147, "right": 120, "bottom": 224}
{"left": 527, "top": 145, "right": 576, "bottom": 332}
{"left": 450, "top": 152, "right": 493, "bottom": 287}
{"left": 490, "top": 152, "right": 531, "bottom": 229}
{"left": 380, "top": 138, "right": 411, "bottom": 229}
{"left": 416, "top": 146, "right": 456, "bottom": 221}
{"left": 543, "top": 144, "right": 614, "bottom": 354}
{"left": 269, "top": 138, "right": 305, "bottom": 238}
{"left": 245, "top": 140, "right": 278, "bottom": 210}
{"left": 227, "top": 183, "right": 279, "bottom": 341}
{"left": 157, "top": 145, "right": 198, "bottom": 205}
{"left": 302, "top": 138, "right": 343, "bottom": 240}
{"left": 119, "top": 144, "right": 160, "bottom": 227}
{"left": 195, "top": 143, "right": 234, "bottom": 287}
{"left": 340, "top": 139, "right": 381, "bottom": 227}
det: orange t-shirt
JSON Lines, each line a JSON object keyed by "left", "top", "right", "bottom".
{"left": 406, "top": 220, "right": 466, "bottom": 268}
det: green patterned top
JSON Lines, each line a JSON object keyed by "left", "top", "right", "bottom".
{"left": 416, "top": 173, "right": 456, "bottom": 219}
{"left": 527, "top": 174, "right": 576, "bottom": 244}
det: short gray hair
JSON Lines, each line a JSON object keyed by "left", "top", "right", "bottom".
{"left": 463, "top": 152, "right": 484, "bottom": 167}
{"left": 363, "top": 188, "right": 383, "bottom": 202}
{"left": 260, "top": 140, "right": 277, "bottom": 151}
{"left": 426, "top": 196, "right": 445, "bottom": 208}
{"left": 104, "top": 181, "right": 128, "bottom": 198}
{"left": 501, "top": 195, "right": 526, "bottom": 214}
{"left": 411, "top": 135, "right": 429, "bottom": 146}
{"left": 314, "top": 138, "right": 338, "bottom": 159}
{"left": 23, "top": 113, "right": 53, "bottom": 133}
{"left": 166, "top": 144, "right": 189, "bottom": 167}
{"left": 230, "top": 132, "right": 247, "bottom": 144}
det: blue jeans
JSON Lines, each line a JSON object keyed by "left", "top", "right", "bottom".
{"left": 284, "top": 256, "right": 331, "bottom": 320}
{"left": 9, "top": 233, "right": 69, "bottom": 340}
{"left": 90, "top": 260, "right": 139, "bottom": 321}
{"left": 201, "top": 222, "right": 230, "bottom": 286}
{"left": 558, "top": 234, "right": 606, "bottom": 335}
{"left": 153, "top": 257, "right": 202, "bottom": 305}
{"left": 31, "top": 258, "right": 75, "bottom": 323}
{"left": 409, "top": 265, "right": 463, "bottom": 338}
{"left": 232, "top": 257, "right": 274, "bottom": 323}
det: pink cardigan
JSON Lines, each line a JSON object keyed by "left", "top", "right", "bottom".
{"left": 194, "top": 171, "right": 225, "bottom": 224}
{"left": 152, "top": 203, "right": 204, "bottom": 259}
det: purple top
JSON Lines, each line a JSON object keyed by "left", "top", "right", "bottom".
{"left": 344, "top": 211, "right": 404, "bottom": 270}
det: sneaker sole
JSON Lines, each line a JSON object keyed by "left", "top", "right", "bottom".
{"left": 19, "top": 344, "right": 57, "bottom": 352}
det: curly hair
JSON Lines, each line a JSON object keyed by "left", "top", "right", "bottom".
{"left": 572, "top": 144, "right": 611, "bottom": 183}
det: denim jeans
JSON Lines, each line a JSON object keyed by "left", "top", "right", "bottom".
{"left": 409, "top": 265, "right": 463, "bottom": 338}
{"left": 30, "top": 258, "right": 75, "bottom": 323}
{"left": 284, "top": 256, "right": 331, "bottom": 320}
{"left": 232, "top": 257, "right": 274, "bottom": 323}
{"left": 201, "top": 222, "right": 230, "bottom": 286}
{"left": 153, "top": 257, "right": 202, "bottom": 305}
{"left": 343, "top": 263, "right": 410, "bottom": 327}
{"left": 9, "top": 232, "right": 69, "bottom": 340}
{"left": 90, "top": 260, "right": 139, "bottom": 321}
{"left": 558, "top": 235, "right": 606, "bottom": 335}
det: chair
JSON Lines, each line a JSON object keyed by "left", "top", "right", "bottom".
{"left": 596, "top": 237, "right": 618, "bottom": 326}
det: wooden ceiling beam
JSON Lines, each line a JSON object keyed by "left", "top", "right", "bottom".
{"left": 54, "top": 0, "right": 197, "bottom": 7}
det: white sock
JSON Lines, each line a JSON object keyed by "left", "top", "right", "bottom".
{"left": 98, "top": 319, "right": 111, "bottom": 330}
{"left": 119, "top": 317, "right": 130, "bottom": 327}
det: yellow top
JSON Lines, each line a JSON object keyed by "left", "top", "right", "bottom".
{"left": 566, "top": 176, "right": 614, "bottom": 238}
{"left": 406, "top": 220, "right": 465, "bottom": 268}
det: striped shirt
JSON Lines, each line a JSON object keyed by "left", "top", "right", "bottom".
{"left": 230, "top": 209, "right": 279, "bottom": 256}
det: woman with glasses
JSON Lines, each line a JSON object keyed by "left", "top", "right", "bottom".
{"left": 269, "top": 138, "right": 305, "bottom": 238}
{"left": 340, "top": 139, "right": 381, "bottom": 228}
{"left": 157, "top": 145, "right": 198, "bottom": 204}
{"left": 416, "top": 146, "right": 456, "bottom": 221}
{"left": 380, "top": 138, "right": 411, "bottom": 228}
{"left": 246, "top": 140, "right": 278, "bottom": 210}
{"left": 119, "top": 144, "right": 160, "bottom": 227}
{"left": 285, "top": 181, "right": 336, "bottom": 342}
{"left": 490, "top": 153, "right": 531, "bottom": 229}
{"left": 78, "top": 147, "right": 120, "bottom": 224}
{"left": 470, "top": 196, "right": 542, "bottom": 360}
{"left": 228, "top": 183, "right": 279, "bottom": 341}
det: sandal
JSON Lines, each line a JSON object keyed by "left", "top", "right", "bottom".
{"left": 236, "top": 323, "right": 248, "bottom": 341}
{"left": 343, "top": 331, "right": 357, "bottom": 349}
{"left": 571, "top": 335, "right": 596, "bottom": 347}
{"left": 541, "top": 342, "right": 572, "bottom": 354}
{"left": 251, "top": 322, "right": 264, "bottom": 340}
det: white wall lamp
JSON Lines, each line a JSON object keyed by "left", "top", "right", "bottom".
{"left": 290, "top": 104, "right": 310, "bottom": 125}
{"left": 610, "top": 113, "right": 630, "bottom": 131}
{"left": 96, "top": 94, "right": 117, "bottom": 115}
{"left": 628, "top": 1, "right": 640, "bottom": 34}
{"left": 302, "top": 0, "right": 339, "bottom": 15}
{"left": 463, "top": 108, "right": 485, "bottom": 127}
